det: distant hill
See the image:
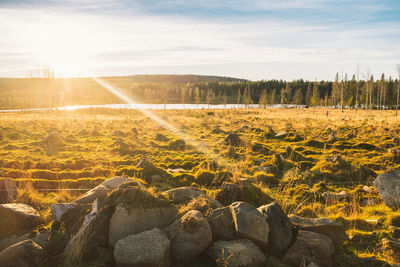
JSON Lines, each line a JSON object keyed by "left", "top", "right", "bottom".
{"left": 104, "top": 74, "right": 247, "bottom": 83}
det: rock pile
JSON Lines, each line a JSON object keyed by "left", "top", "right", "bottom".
{"left": 0, "top": 179, "right": 348, "bottom": 267}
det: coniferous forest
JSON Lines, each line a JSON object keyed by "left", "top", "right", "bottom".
{"left": 0, "top": 74, "right": 399, "bottom": 109}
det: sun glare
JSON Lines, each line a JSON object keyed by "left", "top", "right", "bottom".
{"left": 30, "top": 20, "right": 92, "bottom": 77}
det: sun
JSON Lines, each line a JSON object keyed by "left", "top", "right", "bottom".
{"left": 32, "top": 20, "right": 92, "bottom": 77}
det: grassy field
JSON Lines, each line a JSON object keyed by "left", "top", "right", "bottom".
{"left": 1, "top": 107, "right": 400, "bottom": 264}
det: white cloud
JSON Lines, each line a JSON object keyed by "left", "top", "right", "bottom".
{"left": 0, "top": 2, "right": 399, "bottom": 80}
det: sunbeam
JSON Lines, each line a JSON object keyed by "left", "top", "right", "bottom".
{"left": 91, "top": 77, "right": 235, "bottom": 172}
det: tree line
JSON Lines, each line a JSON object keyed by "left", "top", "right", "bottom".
{"left": 0, "top": 74, "right": 399, "bottom": 109}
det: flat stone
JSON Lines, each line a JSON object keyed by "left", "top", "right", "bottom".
{"left": 51, "top": 203, "right": 78, "bottom": 221}
{"left": 288, "top": 214, "right": 348, "bottom": 244}
{"left": 0, "top": 204, "right": 42, "bottom": 239}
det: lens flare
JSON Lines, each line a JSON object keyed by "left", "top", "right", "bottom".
{"left": 91, "top": 77, "right": 234, "bottom": 171}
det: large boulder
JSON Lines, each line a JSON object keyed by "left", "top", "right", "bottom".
{"left": 114, "top": 228, "right": 170, "bottom": 267}
{"left": 288, "top": 214, "right": 348, "bottom": 244}
{"left": 74, "top": 176, "right": 139, "bottom": 204}
{"left": 74, "top": 184, "right": 109, "bottom": 204}
{"left": 101, "top": 176, "right": 144, "bottom": 190}
{"left": 205, "top": 239, "right": 267, "bottom": 267}
{"left": 207, "top": 206, "right": 235, "bottom": 241}
{"left": 0, "top": 239, "right": 45, "bottom": 267}
{"left": 0, "top": 178, "right": 17, "bottom": 203}
{"left": 0, "top": 230, "right": 49, "bottom": 252}
{"left": 64, "top": 199, "right": 114, "bottom": 265}
{"left": 108, "top": 186, "right": 177, "bottom": 247}
{"left": 0, "top": 204, "right": 42, "bottom": 239}
{"left": 230, "top": 202, "right": 270, "bottom": 251}
{"left": 164, "top": 210, "right": 212, "bottom": 262}
{"left": 284, "top": 230, "right": 335, "bottom": 267}
{"left": 258, "top": 202, "right": 296, "bottom": 256}
{"left": 164, "top": 187, "right": 205, "bottom": 204}
{"left": 373, "top": 170, "right": 400, "bottom": 210}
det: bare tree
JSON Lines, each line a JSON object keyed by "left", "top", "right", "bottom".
{"left": 365, "top": 68, "right": 370, "bottom": 120}
{"left": 341, "top": 75, "right": 344, "bottom": 120}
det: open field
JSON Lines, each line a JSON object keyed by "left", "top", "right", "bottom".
{"left": 1, "top": 107, "right": 400, "bottom": 265}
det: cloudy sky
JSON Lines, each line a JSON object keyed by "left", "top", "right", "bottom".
{"left": 0, "top": 0, "right": 399, "bottom": 80}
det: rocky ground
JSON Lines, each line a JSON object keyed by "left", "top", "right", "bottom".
{"left": 0, "top": 108, "right": 400, "bottom": 266}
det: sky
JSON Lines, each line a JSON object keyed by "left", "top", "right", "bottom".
{"left": 0, "top": 0, "right": 399, "bottom": 80}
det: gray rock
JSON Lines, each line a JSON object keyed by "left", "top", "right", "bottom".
{"left": 51, "top": 203, "right": 78, "bottom": 221}
{"left": 0, "top": 204, "right": 42, "bottom": 239}
{"left": 0, "top": 233, "right": 30, "bottom": 252}
{"left": 74, "top": 184, "right": 109, "bottom": 204}
{"left": 207, "top": 206, "right": 235, "bottom": 241}
{"left": 258, "top": 202, "right": 295, "bottom": 255}
{"left": 230, "top": 202, "right": 270, "bottom": 251}
{"left": 164, "top": 210, "right": 212, "bottom": 262}
{"left": 64, "top": 199, "right": 114, "bottom": 264}
{"left": 0, "top": 178, "right": 17, "bottom": 203}
{"left": 109, "top": 204, "right": 177, "bottom": 247}
{"left": 288, "top": 214, "right": 348, "bottom": 244}
{"left": 74, "top": 177, "right": 142, "bottom": 204}
{"left": 101, "top": 176, "right": 143, "bottom": 190}
{"left": 373, "top": 170, "right": 400, "bottom": 210}
{"left": 205, "top": 239, "right": 267, "bottom": 267}
{"left": 164, "top": 187, "right": 205, "bottom": 204}
{"left": 284, "top": 230, "right": 334, "bottom": 267}
{"left": 114, "top": 228, "right": 170, "bottom": 267}
{"left": 0, "top": 230, "right": 50, "bottom": 252}
{"left": 0, "top": 239, "right": 45, "bottom": 267}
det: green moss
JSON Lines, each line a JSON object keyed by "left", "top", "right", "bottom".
{"left": 254, "top": 172, "right": 279, "bottom": 186}
{"left": 195, "top": 170, "right": 216, "bottom": 186}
